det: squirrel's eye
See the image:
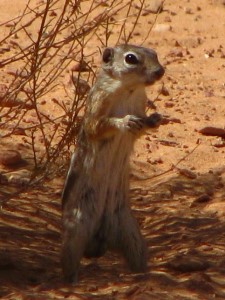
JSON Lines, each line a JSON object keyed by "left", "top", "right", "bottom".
{"left": 125, "top": 53, "right": 139, "bottom": 65}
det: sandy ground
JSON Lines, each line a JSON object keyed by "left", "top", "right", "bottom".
{"left": 0, "top": 0, "right": 225, "bottom": 299}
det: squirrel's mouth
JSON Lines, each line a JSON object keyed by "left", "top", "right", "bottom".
{"left": 145, "top": 66, "right": 165, "bottom": 85}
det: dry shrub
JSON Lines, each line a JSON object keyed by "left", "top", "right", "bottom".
{"left": 0, "top": 0, "right": 162, "bottom": 182}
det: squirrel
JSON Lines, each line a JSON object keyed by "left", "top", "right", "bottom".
{"left": 61, "top": 44, "right": 165, "bottom": 283}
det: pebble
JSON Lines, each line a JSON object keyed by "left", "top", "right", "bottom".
{"left": 0, "top": 124, "right": 26, "bottom": 136}
{"left": 0, "top": 97, "right": 31, "bottom": 108}
{"left": 185, "top": 274, "right": 214, "bottom": 294}
{"left": 158, "top": 85, "right": 170, "bottom": 96}
{"left": 153, "top": 24, "right": 172, "bottom": 33}
{"left": 0, "top": 46, "right": 11, "bottom": 54}
{"left": 164, "top": 102, "right": 174, "bottom": 108}
{"left": 184, "top": 7, "right": 193, "bottom": 14}
{"left": 167, "top": 256, "right": 209, "bottom": 272}
{"left": 176, "top": 37, "right": 202, "bottom": 49}
{"left": 7, "top": 67, "right": 29, "bottom": 78}
{"left": 70, "top": 76, "right": 90, "bottom": 96}
{"left": 198, "top": 126, "right": 225, "bottom": 137}
{"left": 164, "top": 16, "right": 172, "bottom": 22}
{"left": 204, "top": 202, "right": 225, "bottom": 217}
{"left": 0, "top": 150, "right": 23, "bottom": 167}
{"left": 5, "top": 22, "right": 15, "bottom": 28}
{"left": 168, "top": 48, "right": 184, "bottom": 57}
{"left": 0, "top": 83, "right": 33, "bottom": 109}
{"left": 0, "top": 83, "right": 8, "bottom": 99}
{"left": 71, "top": 61, "right": 90, "bottom": 72}
{"left": 149, "top": 157, "right": 163, "bottom": 164}
{"left": 211, "top": 137, "right": 225, "bottom": 147}
{"left": 209, "top": 165, "right": 225, "bottom": 175}
{"left": 7, "top": 169, "right": 31, "bottom": 185}
{"left": 191, "top": 194, "right": 212, "bottom": 207}
{"left": 177, "top": 168, "right": 197, "bottom": 179}
{"left": 49, "top": 10, "right": 57, "bottom": 17}
{"left": 142, "top": 0, "right": 164, "bottom": 15}
{"left": 159, "top": 139, "right": 178, "bottom": 147}
{"left": 161, "top": 117, "right": 182, "bottom": 125}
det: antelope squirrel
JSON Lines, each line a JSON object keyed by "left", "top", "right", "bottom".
{"left": 61, "top": 44, "right": 165, "bottom": 283}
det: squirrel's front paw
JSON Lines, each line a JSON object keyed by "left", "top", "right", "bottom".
{"left": 122, "top": 115, "right": 145, "bottom": 133}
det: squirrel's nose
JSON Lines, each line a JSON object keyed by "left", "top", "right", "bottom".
{"left": 154, "top": 66, "right": 165, "bottom": 79}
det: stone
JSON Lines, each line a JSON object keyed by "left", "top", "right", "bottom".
{"left": 167, "top": 256, "right": 209, "bottom": 272}
{"left": 0, "top": 83, "right": 33, "bottom": 109}
{"left": 168, "top": 48, "right": 184, "bottom": 57}
{"left": 0, "top": 83, "right": 8, "bottom": 99}
{"left": 70, "top": 76, "right": 90, "bottom": 97}
{"left": 198, "top": 126, "right": 225, "bottom": 137}
{"left": 71, "top": 60, "right": 90, "bottom": 72}
{"left": 211, "top": 137, "right": 225, "bottom": 147}
{"left": 177, "top": 168, "right": 197, "bottom": 179}
{"left": 0, "top": 150, "right": 23, "bottom": 167}
{"left": 191, "top": 194, "right": 211, "bottom": 207}
{"left": 7, "top": 169, "right": 32, "bottom": 186}
{"left": 153, "top": 24, "right": 172, "bottom": 33}
{"left": 7, "top": 169, "right": 31, "bottom": 185}
{"left": 147, "top": 0, "right": 164, "bottom": 14}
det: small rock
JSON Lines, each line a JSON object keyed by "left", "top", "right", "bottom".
{"left": 167, "top": 256, "right": 209, "bottom": 272}
{"left": 5, "top": 22, "right": 16, "bottom": 28}
{"left": 0, "top": 97, "right": 25, "bottom": 108}
{"left": 0, "top": 150, "right": 23, "bottom": 167}
{"left": 161, "top": 117, "right": 182, "bottom": 125}
{"left": 12, "top": 127, "right": 26, "bottom": 136}
{"left": 164, "top": 16, "right": 172, "bottom": 22}
{"left": 178, "top": 37, "right": 202, "bottom": 49}
{"left": 49, "top": 10, "right": 57, "bottom": 17}
{"left": 71, "top": 60, "right": 90, "bottom": 72}
{"left": 70, "top": 76, "right": 90, "bottom": 96}
{"left": 168, "top": 48, "right": 183, "bottom": 58}
{"left": 198, "top": 126, "right": 225, "bottom": 137}
{"left": 7, "top": 67, "right": 29, "bottom": 78}
{"left": 220, "top": 51, "right": 225, "bottom": 59}
{"left": 0, "top": 84, "right": 33, "bottom": 109}
{"left": 146, "top": 99, "right": 156, "bottom": 109}
{"left": 204, "top": 49, "right": 214, "bottom": 58}
{"left": 0, "top": 84, "right": 8, "bottom": 99}
{"left": 212, "top": 0, "right": 225, "bottom": 5}
{"left": 204, "top": 202, "right": 225, "bottom": 217}
{"left": 158, "top": 85, "right": 170, "bottom": 96}
{"left": 7, "top": 169, "right": 31, "bottom": 185}
{"left": 87, "top": 285, "right": 98, "bottom": 292}
{"left": 153, "top": 24, "right": 172, "bottom": 33}
{"left": 164, "top": 101, "right": 174, "bottom": 108}
{"left": 211, "top": 137, "right": 225, "bottom": 147}
{"left": 168, "top": 132, "right": 174, "bottom": 138}
{"left": 159, "top": 139, "right": 178, "bottom": 147}
{"left": 209, "top": 165, "right": 225, "bottom": 175}
{"left": 94, "top": 0, "right": 109, "bottom": 7}
{"left": 143, "top": 0, "right": 164, "bottom": 14}
{"left": 185, "top": 274, "right": 214, "bottom": 294}
{"left": 125, "top": 285, "right": 140, "bottom": 297}
{"left": 204, "top": 114, "right": 210, "bottom": 121}
{"left": 177, "top": 168, "right": 197, "bottom": 179}
{"left": 170, "top": 11, "right": 177, "bottom": 16}
{"left": 0, "top": 46, "right": 11, "bottom": 54}
{"left": 184, "top": 7, "right": 193, "bottom": 14}
{"left": 191, "top": 194, "right": 211, "bottom": 207}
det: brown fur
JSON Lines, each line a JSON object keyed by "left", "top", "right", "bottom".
{"left": 61, "top": 44, "right": 164, "bottom": 283}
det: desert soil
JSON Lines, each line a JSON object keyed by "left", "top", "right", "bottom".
{"left": 1, "top": 0, "right": 225, "bottom": 299}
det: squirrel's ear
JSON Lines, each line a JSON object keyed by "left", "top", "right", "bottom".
{"left": 102, "top": 47, "right": 114, "bottom": 63}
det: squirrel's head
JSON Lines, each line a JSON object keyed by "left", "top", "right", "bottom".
{"left": 101, "top": 44, "right": 164, "bottom": 87}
